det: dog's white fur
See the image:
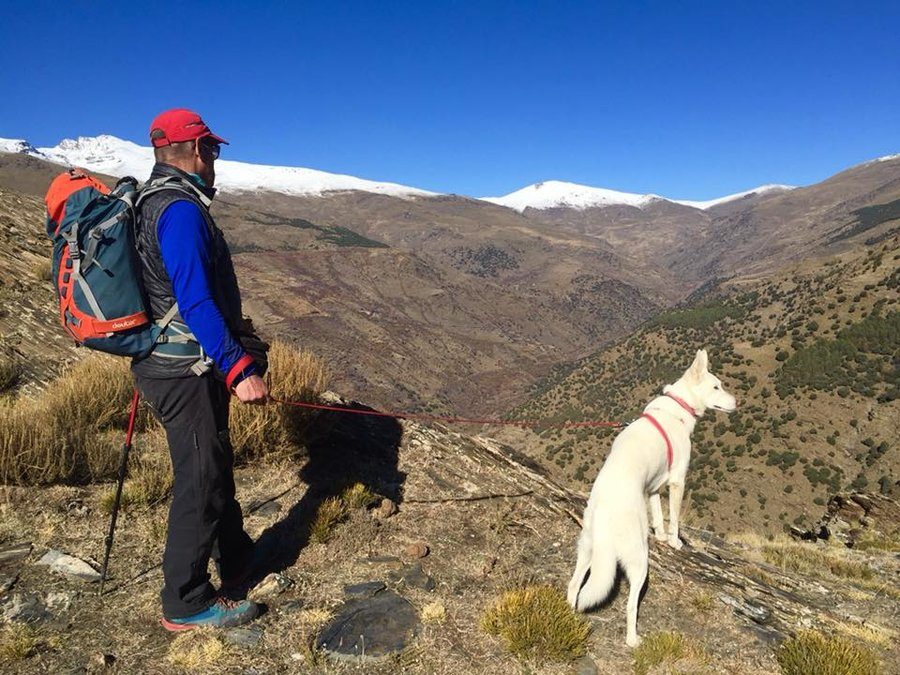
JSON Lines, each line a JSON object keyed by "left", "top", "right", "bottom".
{"left": 566, "top": 350, "right": 736, "bottom": 647}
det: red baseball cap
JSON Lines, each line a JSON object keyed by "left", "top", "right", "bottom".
{"left": 149, "top": 108, "right": 229, "bottom": 148}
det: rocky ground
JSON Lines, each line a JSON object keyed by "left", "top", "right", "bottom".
{"left": 1, "top": 398, "right": 897, "bottom": 674}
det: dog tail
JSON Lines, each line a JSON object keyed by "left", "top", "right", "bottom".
{"left": 571, "top": 534, "right": 618, "bottom": 611}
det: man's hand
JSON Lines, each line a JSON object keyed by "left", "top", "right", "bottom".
{"left": 233, "top": 374, "right": 269, "bottom": 404}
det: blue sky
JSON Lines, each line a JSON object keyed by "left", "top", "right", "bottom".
{"left": 1, "top": 1, "right": 898, "bottom": 198}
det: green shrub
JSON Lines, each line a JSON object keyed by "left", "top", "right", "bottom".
{"left": 776, "top": 630, "right": 880, "bottom": 675}
{"left": 309, "top": 497, "right": 348, "bottom": 544}
{"left": 482, "top": 585, "right": 589, "bottom": 663}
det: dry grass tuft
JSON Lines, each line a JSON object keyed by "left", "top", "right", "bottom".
{"left": 0, "top": 355, "right": 134, "bottom": 484}
{"left": 421, "top": 601, "right": 447, "bottom": 624}
{"left": 309, "top": 496, "right": 348, "bottom": 544}
{"left": 690, "top": 589, "right": 715, "bottom": 613}
{"left": 482, "top": 585, "right": 590, "bottom": 663}
{"left": 632, "top": 631, "right": 707, "bottom": 675}
{"left": 830, "top": 618, "right": 897, "bottom": 648}
{"left": 0, "top": 623, "right": 41, "bottom": 661}
{"left": 296, "top": 607, "right": 333, "bottom": 628}
{"left": 167, "top": 631, "right": 229, "bottom": 669}
{"left": 762, "top": 541, "right": 874, "bottom": 581}
{"left": 776, "top": 630, "right": 881, "bottom": 675}
{"left": 341, "top": 482, "right": 378, "bottom": 510}
{"left": 229, "top": 341, "right": 328, "bottom": 461}
{"left": 852, "top": 531, "right": 900, "bottom": 553}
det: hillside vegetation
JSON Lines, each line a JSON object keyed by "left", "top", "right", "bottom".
{"left": 511, "top": 236, "right": 899, "bottom": 536}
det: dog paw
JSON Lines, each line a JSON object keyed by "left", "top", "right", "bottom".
{"left": 667, "top": 535, "right": 683, "bottom": 551}
{"left": 653, "top": 530, "right": 667, "bottom": 542}
{"left": 626, "top": 634, "right": 642, "bottom": 648}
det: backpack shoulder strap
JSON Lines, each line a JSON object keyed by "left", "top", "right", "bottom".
{"left": 136, "top": 176, "right": 213, "bottom": 209}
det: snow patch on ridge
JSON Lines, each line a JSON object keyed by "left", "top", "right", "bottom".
{"left": 673, "top": 184, "right": 796, "bottom": 210}
{"left": 0, "top": 135, "right": 437, "bottom": 199}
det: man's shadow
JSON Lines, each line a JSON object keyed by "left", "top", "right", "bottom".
{"left": 246, "top": 403, "right": 406, "bottom": 584}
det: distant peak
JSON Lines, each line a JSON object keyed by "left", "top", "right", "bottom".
{"left": 2, "top": 133, "right": 438, "bottom": 199}
{"left": 0, "top": 137, "right": 42, "bottom": 156}
{"left": 481, "top": 180, "right": 661, "bottom": 212}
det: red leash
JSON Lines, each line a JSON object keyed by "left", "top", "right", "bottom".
{"left": 267, "top": 396, "right": 626, "bottom": 430}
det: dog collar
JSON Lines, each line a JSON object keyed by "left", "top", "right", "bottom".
{"left": 664, "top": 393, "right": 698, "bottom": 418}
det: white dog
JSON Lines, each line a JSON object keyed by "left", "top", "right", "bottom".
{"left": 567, "top": 349, "right": 736, "bottom": 647}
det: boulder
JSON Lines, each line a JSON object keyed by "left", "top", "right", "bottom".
{"left": 37, "top": 549, "right": 101, "bottom": 582}
{"left": 316, "top": 590, "right": 420, "bottom": 663}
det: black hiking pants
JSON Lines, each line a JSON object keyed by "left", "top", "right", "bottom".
{"left": 133, "top": 372, "right": 254, "bottom": 619}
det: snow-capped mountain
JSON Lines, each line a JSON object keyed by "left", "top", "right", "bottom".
{"left": 0, "top": 135, "right": 438, "bottom": 199}
{"left": 481, "top": 180, "right": 665, "bottom": 211}
{"left": 481, "top": 180, "right": 795, "bottom": 212}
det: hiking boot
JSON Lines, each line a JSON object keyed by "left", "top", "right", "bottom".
{"left": 160, "top": 597, "right": 260, "bottom": 632}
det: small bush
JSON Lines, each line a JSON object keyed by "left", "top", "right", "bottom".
{"left": 633, "top": 631, "right": 707, "bottom": 675}
{"left": 309, "top": 496, "right": 348, "bottom": 544}
{"left": 0, "top": 355, "right": 134, "bottom": 484}
{"left": 482, "top": 585, "right": 589, "bottom": 663}
{"left": 776, "top": 630, "right": 880, "bottom": 675}
{"left": 229, "top": 341, "right": 328, "bottom": 461}
{"left": 341, "top": 482, "right": 378, "bottom": 510}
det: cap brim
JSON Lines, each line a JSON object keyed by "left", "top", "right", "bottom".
{"left": 203, "top": 131, "right": 229, "bottom": 145}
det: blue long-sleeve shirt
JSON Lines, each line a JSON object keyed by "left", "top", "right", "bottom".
{"left": 157, "top": 199, "right": 255, "bottom": 384}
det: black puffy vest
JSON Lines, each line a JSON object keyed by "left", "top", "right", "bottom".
{"left": 131, "top": 163, "right": 243, "bottom": 378}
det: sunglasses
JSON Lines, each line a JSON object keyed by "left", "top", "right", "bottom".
{"left": 198, "top": 138, "right": 221, "bottom": 160}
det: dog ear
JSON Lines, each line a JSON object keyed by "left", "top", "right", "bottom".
{"left": 689, "top": 349, "right": 708, "bottom": 381}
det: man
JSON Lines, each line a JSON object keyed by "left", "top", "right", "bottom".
{"left": 132, "top": 108, "right": 268, "bottom": 630}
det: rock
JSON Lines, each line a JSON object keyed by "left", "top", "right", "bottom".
{"left": 804, "top": 492, "right": 900, "bottom": 547}
{"left": 3, "top": 592, "right": 49, "bottom": 623}
{"left": 574, "top": 655, "right": 599, "bottom": 675}
{"left": 224, "top": 626, "right": 264, "bottom": 647}
{"left": 344, "top": 581, "right": 386, "bottom": 599}
{"left": 389, "top": 563, "right": 435, "bottom": 591}
{"left": 0, "top": 542, "right": 32, "bottom": 564}
{"left": 376, "top": 498, "right": 398, "bottom": 519}
{"left": 720, "top": 594, "right": 773, "bottom": 625}
{"left": 316, "top": 590, "right": 420, "bottom": 663}
{"left": 249, "top": 572, "right": 292, "bottom": 601}
{"left": 88, "top": 653, "right": 115, "bottom": 671}
{"left": 37, "top": 549, "right": 101, "bottom": 582}
{"left": 403, "top": 542, "right": 429, "bottom": 559}
{"left": 247, "top": 499, "right": 281, "bottom": 517}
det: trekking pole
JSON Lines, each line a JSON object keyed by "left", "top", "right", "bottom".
{"left": 99, "top": 389, "right": 141, "bottom": 596}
